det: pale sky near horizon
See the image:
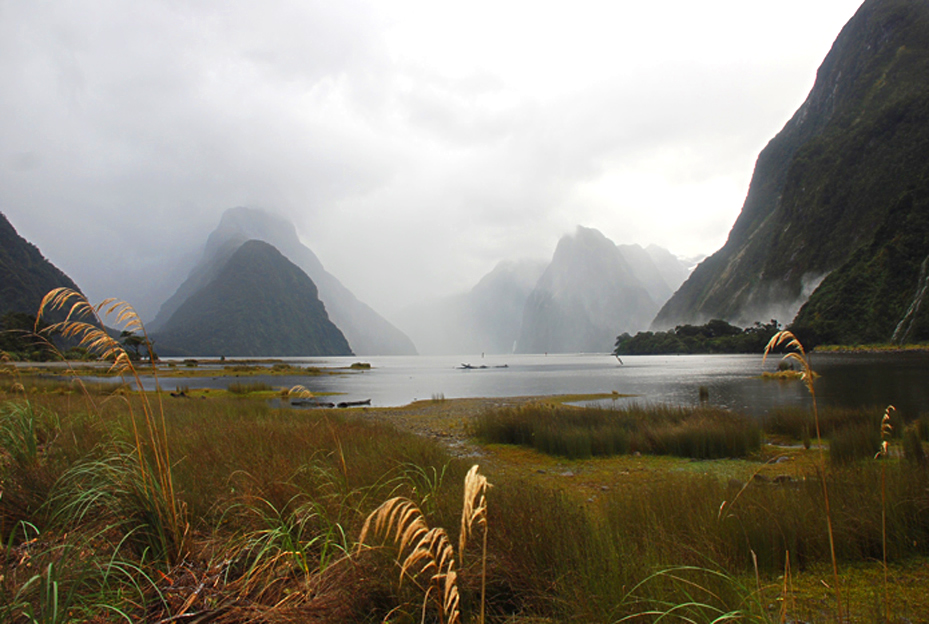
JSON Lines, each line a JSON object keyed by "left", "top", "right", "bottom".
{"left": 0, "top": 0, "right": 865, "bottom": 321}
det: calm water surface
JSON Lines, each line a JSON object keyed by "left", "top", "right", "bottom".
{"left": 142, "top": 352, "right": 929, "bottom": 419}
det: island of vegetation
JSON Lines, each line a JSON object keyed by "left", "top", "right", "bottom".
{"left": 614, "top": 319, "right": 781, "bottom": 355}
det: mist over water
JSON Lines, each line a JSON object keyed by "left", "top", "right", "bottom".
{"left": 131, "top": 352, "right": 929, "bottom": 419}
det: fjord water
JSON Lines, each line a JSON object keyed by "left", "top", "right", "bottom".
{"left": 156, "top": 352, "right": 929, "bottom": 418}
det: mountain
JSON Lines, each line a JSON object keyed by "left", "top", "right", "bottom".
{"left": 618, "top": 244, "right": 690, "bottom": 306}
{"left": 151, "top": 207, "right": 416, "bottom": 355}
{"left": 0, "top": 211, "right": 83, "bottom": 319}
{"left": 397, "top": 258, "right": 547, "bottom": 355}
{"left": 791, "top": 188, "right": 929, "bottom": 345}
{"left": 516, "top": 227, "right": 679, "bottom": 354}
{"left": 653, "top": 0, "right": 929, "bottom": 331}
{"left": 153, "top": 240, "right": 352, "bottom": 357}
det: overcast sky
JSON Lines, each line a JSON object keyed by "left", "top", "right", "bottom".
{"left": 1, "top": 0, "right": 865, "bottom": 321}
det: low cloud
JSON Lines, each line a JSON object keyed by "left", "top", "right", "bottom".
{"left": 0, "top": 0, "right": 863, "bottom": 318}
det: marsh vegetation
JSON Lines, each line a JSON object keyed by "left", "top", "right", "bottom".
{"left": 3, "top": 376, "right": 929, "bottom": 622}
{"left": 2, "top": 293, "right": 929, "bottom": 622}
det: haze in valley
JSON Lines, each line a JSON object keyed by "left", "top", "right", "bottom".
{"left": 0, "top": 0, "right": 864, "bottom": 325}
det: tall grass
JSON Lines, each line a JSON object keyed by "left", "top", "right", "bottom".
{"left": 1, "top": 377, "right": 466, "bottom": 620}
{"left": 0, "top": 400, "right": 59, "bottom": 467}
{"left": 830, "top": 422, "right": 882, "bottom": 463}
{"left": 227, "top": 381, "right": 273, "bottom": 394}
{"left": 763, "top": 404, "right": 898, "bottom": 440}
{"left": 36, "top": 288, "right": 187, "bottom": 565}
{"left": 877, "top": 405, "right": 894, "bottom": 623}
{"left": 4, "top": 380, "right": 929, "bottom": 621}
{"left": 764, "top": 330, "right": 842, "bottom": 620}
{"left": 473, "top": 403, "right": 762, "bottom": 460}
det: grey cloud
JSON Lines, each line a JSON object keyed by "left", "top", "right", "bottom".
{"left": 0, "top": 0, "right": 860, "bottom": 320}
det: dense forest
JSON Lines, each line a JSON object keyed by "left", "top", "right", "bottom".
{"left": 614, "top": 319, "right": 781, "bottom": 355}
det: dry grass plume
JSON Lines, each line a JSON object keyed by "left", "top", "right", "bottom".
{"left": 357, "top": 464, "right": 492, "bottom": 624}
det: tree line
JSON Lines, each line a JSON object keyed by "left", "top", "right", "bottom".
{"left": 614, "top": 319, "right": 781, "bottom": 355}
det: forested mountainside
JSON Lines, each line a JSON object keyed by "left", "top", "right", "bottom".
{"left": 0, "top": 211, "right": 83, "bottom": 319}
{"left": 654, "top": 0, "right": 929, "bottom": 342}
{"left": 792, "top": 188, "right": 929, "bottom": 345}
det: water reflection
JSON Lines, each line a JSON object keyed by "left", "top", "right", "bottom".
{"left": 79, "top": 352, "right": 929, "bottom": 418}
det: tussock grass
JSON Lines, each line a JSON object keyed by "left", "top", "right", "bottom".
{"left": 0, "top": 400, "right": 59, "bottom": 467}
{"left": 915, "top": 414, "right": 929, "bottom": 441}
{"left": 830, "top": 422, "right": 882, "bottom": 463}
{"left": 473, "top": 403, "right": 762, "bottom": 460}
{"left": 0, "top": 384, "right": 464, "bottom": 621}
{"left": 763, "top": 404, "right": 903, "bottom": 441}
{"left": 226, "top": 380, "right": 273, "bottom": 394}
{"left": 903, "top": 425, "right": 927, "bottom": 464}
{"left": 764, "top": 330, "right": 843, "bottom": 619}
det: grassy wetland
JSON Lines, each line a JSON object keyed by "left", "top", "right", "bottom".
{"left": 2, "top": 295, "right": 929, "bottom": 622}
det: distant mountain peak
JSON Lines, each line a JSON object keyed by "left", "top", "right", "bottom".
{"left": 152, "top": 207, "right": 416, "bottom": 355}
{"left": 154, "top": 239, "right": 352, "bottom": 357}
{"left": 515, "top": 227, "right": 683, "bottom": 354}
{"left": 395, "top": 226, "right": 689, "bottom": 355}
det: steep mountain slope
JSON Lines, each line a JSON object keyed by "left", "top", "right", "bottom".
{"left": 151, "top": 207, "right": 416, "bottom": 355}
{"left": 516, "top": 227, "right": 662, "bottom": 354}
{"left": 0, "top": 211, "right": 83, "bottom": 318}
{"left": 654, "top": 0, "right": 929, "bottom": 329}
{"left": 154, "top": 240, "right": 352, "bottom": 357}
{"left": 398, "top": 259, "right": 547, "bottom": 355}
{"left": 792, "top": 188, "right": 929, "bottom": 345}
{"left": 618, "top": 244, "right": 689, "bottom": 306}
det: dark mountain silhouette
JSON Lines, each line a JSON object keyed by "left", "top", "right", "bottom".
{"left": 153, "top": 240, "right": 351, "bottom": 357}
{"left": 654, "top": 0, "right": 929, "bottom": 335}
{"left": 151, "top": 207, "right": 416, "bottom": 355}
{"left": 0, "top": 211, "right": 83, "bottom": 319}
